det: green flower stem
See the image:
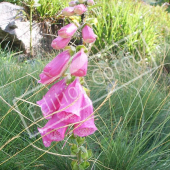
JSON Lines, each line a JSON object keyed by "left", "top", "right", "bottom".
{"left": 80, "top": 13, "right": 85, "bottom": 45}
{"left": 78, "top": 147, "right": 82, "bottom": 169}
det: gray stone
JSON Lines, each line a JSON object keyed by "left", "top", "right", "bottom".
{"left": 0, "top": 2, "right": 43, "bottom": 54}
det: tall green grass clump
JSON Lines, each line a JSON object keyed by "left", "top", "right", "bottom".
{"left": 92, "top": 0, "right": 170, "bottom": 62}
{"left": 85, "top": 53, "right": 170, "bottom": 169}
{"left": 37, "top": 0, "right": 68, "bottom": 19}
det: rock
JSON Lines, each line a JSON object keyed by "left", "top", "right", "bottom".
{"left": 0, "top": 2, "right": 43, "bottom": 54}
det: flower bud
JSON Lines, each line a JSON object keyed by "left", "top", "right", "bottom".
{"left": 70, "top": 49, "right": 88, "bottom": 77}
{"left": 58, "top": 23, "right": 77, "bottom": 38}
{"left": 74, "top": 4, "right": 87, "bottom": 15}
{"left": 51, "top": 36, "right": 71, "bottom": 50}
{"left": 82, "top": 25, "right": 97, "bottom": 43}
{"left": 62, "top": 7, "right": 75, "bottom": 16}
{"left": 87, "top": 0, "right": 94, "bottom": 6}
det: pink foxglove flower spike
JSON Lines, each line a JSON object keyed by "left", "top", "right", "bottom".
{"left": 38, "top": 50, "right": 70, "bottom": 84}
{"left": 37, "top": 0, "right": 98, "bottom": 152}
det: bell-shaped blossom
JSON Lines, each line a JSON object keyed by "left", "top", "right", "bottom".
{"left": 70, "top": 48, "right": 88, "bottom": 77}
{"left": 37, "top": 79, "right": 66, "bottom": 119}
{"left": 57, "top": 78, "right": 83, "bottom": 123}
{"left": 82, "top": 25, "right": 97, "bottom": 43}
{"left": 87, "top": 0, "right": 94, "bottom": 6}
{"left": 69, "top": 1, "right": 77, "bottom": 7}
{"left": 51, "top": 36, "right": 71, "bottom": 50}
{"left": 38, "top": 114, "right": 68, "bottom": 147}
{"left": 38, "top": 50, "right": 71, "bottom": 84}
{"left": 74, "top": 93, "right": 97, "bottom": 137}
{"left": 58, "top": 23, "right": 77, "bottom": 38}
{"left": 62, "top": 7, "right": 75, "bottom": 16}
{"left": 74, "top": 4, "right": 87, "bottom": 15}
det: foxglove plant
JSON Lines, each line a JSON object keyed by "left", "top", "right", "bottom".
{"left": 37, "top": 0, "right": 97, "bottom": 169}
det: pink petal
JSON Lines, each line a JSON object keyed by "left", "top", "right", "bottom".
{"left": 70, "top": 49, "right": 88, "bottom": 77}
{"left": 57, "top": 78, "right": 83, "bottom": 123}
{"left": 58, "top": 23, "right": 77, "bottom": 38}
{"left": 38, "top": 114, "right": 68, "bottom": 147}
{"left": 37, "top": 79, "right": 66, "bottom": 119}
{"left": 62, "top": 7, "right": 75, "bottom": 16}
{"left": 51, "top": 36, "right": 71, "bottom": 50}
{"left": 38, "top": 50, "right": 71, "bottom": 84}
{"left": 82, "top": 25, "right": 97, "bottom": 43}
{"left": 73, "top": 92, "right": 97, "bottom": 137}
{"left": 74, "top": 4, "right": 87, "bottom": 15}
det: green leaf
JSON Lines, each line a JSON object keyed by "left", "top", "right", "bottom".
{"left": 71, "top": 144, "right": 79, "bottom": 155}
{"left": 87, "top": 150, "right": 93, "bottom": 159}
{"left": 80, "top": 146, "right": 88, "bottom": 159}
{"left": 81, "top": 152, "right": 88, "bottom": 160}
{"left": 76, "top": 45, "right": 88, "bottom": 53}
{"left": 80, "top": 161, "right": 90, "bottom": 169}
{"left": 76, "top": 137, "right": 85, "bottom": 145}
{"left": 64, "top": 46, "right": 76, "bottom": 56}
{"left": 80, "top": 146, "right": 87, "bottom": 153}
{"left": 71, "top": 160, "right": 79, "bottom": 170}
{"left": 79, "top": 165, "right": 85, "bottom": 170}
{"left": 69, "top": 134, "right": 77, "bottom": 140}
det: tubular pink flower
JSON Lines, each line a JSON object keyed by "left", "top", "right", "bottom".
{"left": 82, "top": 25, "right": 97, "bottom": 43}
{"left": 38, "top": 50, "right": 71, "bottom": 84}
{"left": 87, "top": 0, "right": 94, "bottom": 6}
{"left": 73, "top": 93, "right": 97, "bottom": 137}
{"left": 58, "top": 23, "right": 77, "bottom": 38}
{"left": 51, "top": 36, "right": 71, "bottom": 50}
{"left": 69, "top": 1, "right": 77, "bottom": 7}
{"left": 62, "top": 7, "right": 75, "bottom": 16}
{"left": 57, "top": 78, "right": 83, "bottom": 123}
{"left": 37, "top": 79, "right": 66, "bottom": 119}
{"left": 74, "top": 4, "right": 87, "bottom": 15}
{"left": 70, "top": 48, "right": 88, "bottom": 77}
{"left": 38, "top": 114, "right": 68, "bottom": 147}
